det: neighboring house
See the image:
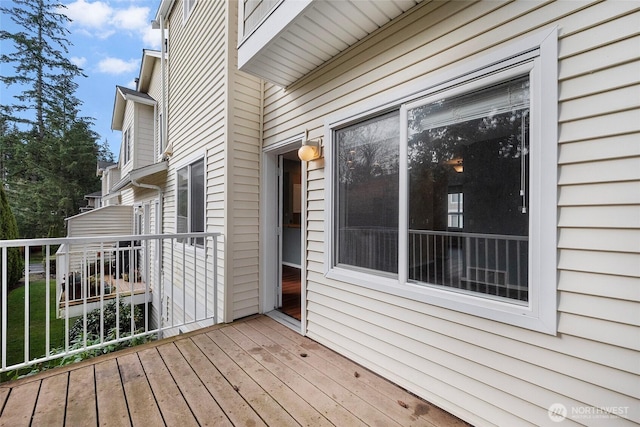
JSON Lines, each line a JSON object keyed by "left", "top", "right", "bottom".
{"left": 79, "top": 190, "right": 102, "bottom": 212}
{"left": 58, "top": 50, "right": 167, "bottom": 321}
{"left": 71, "top": 0, "right": 636, "bottom": 425}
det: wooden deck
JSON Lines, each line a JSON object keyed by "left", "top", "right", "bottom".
{"left": 0, "top": 316, "right": 467, "bottom": 427}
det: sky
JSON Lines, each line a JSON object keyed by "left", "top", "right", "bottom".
{"left": 1, "top": 0, "right": 163, "bottom": 159}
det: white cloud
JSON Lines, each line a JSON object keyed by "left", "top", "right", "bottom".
{"left": 63, "top": 0, "right": 112, "bottom": 28}
{"left": 70, "top": 56, "right": 87, "bottom": 68}
{"left": 97, "top": 57, "right": 139, "bottom": 75}
{"left": 111, "top": 6, "right": 149, "bottom": 31}
{"left": 62, "top": 0, "right": 160, "bottom": 48}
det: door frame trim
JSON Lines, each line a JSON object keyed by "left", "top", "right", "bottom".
{"left": 260, "top": 135, "right": 305, "bottom": 334}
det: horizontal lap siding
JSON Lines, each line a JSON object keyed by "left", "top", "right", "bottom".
{"left": 230, "top": 1, "right": 262, "bottom": 319}
{"left": 135, "top": 105, "right": 155, "bottom": 168}
{"left": 263, "top": 1, "right": 640, "bottom": 426}
{"left": 166, "top": 0, "right": 227, "bottom": 323}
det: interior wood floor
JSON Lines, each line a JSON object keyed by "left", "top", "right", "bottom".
{"left": 280, "top": 265, "right": 301, "bottom": 321}
{"left": 0, "top": 315, "right": 468, "bottom": 427}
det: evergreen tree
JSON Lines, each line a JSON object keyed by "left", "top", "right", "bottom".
{"left": 0, "top": 0, "right": 104, "bottom": 238}
{"left": 0, "top": 184, "right": 23, "bottom": 288}
{"left": 0, "top": 0, "right": 83, "bottom": 141}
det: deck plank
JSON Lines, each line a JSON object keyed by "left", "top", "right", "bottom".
{"left": 208, "top": 328, "right": 332, "bottom": 426}
{"left": 191, "top": 333, "right": 299, "bottom": 427}
{"left": 31, "top": 373, "right": 67, "bottom": 427}
{"left": 95, "top": 359, "right": 131, "bottom": 427}
{"left": 136, "top": 347, "right": 199, "bottom": 427}
{"left": 155, "top": 342, "right": 233, "bottom": 426}
{"left": 256, "top": 316, "right": 467, "bottom": 427}
{"left": 173, "top": 338, "right": 267, "bottom": 427}
{"left": 0, "top": 315, "right": 466, "bottom": 427}
{"left": 117, "top": 352, "right": 164, "bottom": 427}
{"left": 226, "top": 324, "right": 368, "bottom": 427}
{"left": 236, "top": 321, "right": 403, "bottom": 427}
{"left": 213, "top": 327, "right": 334, "bottom": 427}
{"left": 0, "top": 380, "right": 39, "bottom": 427}
{"left": 66, "top": 365, "right": 98, "bottom": 427}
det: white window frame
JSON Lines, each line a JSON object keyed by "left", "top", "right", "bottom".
{"left": 123, "top": 127, "right": 132, "bottom": 165}
{"left": 324, "top": 28, "right": 557, "bottom": 334}
{"left": 175, "top": 154, "right": 205, "bottom": 246}
{"left": 183, "top": 0, "right": 196, "bottom": 24}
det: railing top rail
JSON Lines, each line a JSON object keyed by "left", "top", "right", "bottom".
{"left": 0, "top": 232, "right": 222, "bottom": 248}
{"left": 409, "top": 229, "right": 528, "bottom": 241}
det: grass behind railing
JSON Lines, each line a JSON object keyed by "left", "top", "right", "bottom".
{"left": 0, "top": 280, "right": 66, "bottom": 381}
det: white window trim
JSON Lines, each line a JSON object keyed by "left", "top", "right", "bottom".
{"left": 123, "top": 127, "right": 132, "bottom": 165}
{"left": 183, "top": 0, "right": 197, "bottom": 24}
{"left": 324, "top": 27, "right": 557, "bottom": 334}
{"left": 174, "top": 153, "right": 206, "bottom": 247}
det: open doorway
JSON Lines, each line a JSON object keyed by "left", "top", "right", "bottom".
{"left": 261, "top": 138, "right": 304, "bottom": 331}
{"left": 279, "top": 154, "right": 302, "bottom": 320}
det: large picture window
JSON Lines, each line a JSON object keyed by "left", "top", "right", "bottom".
{"left": 326, "top": 29, "right": 558, "bottom": 333}
{"left": 335, "top": 112, "right": 399, "bottom": 274}
{"left": 407, "top": 76, "right": 530, "bottom": 302}
{"left": 177, "top": 158, "right": 204, "bottom": 244}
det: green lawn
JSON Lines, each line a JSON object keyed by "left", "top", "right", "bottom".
{"left": 0, "top": 280, "right": 66, "bottom": 378}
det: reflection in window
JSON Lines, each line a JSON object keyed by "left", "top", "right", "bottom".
{"left": 335, "top": 111, "right": 399, "bottom": 274}
{"left": 408, "top": 77, "right": 530, "bottom": 302}
{"left": 447, "top": 192, "right": 463, "bottom": 229}
{"left": 177, "top": 158, "right": 204, "bottom": 245}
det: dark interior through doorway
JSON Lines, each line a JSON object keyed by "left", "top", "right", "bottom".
{"left": 279, "top": 155, "right": 302, "bottom": 320}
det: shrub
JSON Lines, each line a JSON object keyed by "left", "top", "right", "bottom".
{"left": 68, "top": 300, "right": 144, "bottom": 343}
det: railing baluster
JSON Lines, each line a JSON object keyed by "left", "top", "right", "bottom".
{"left": 213, "top": 235, "right": 218, "bottom": 323}
{"left": 24, "top": 247, "right": 29, "bottom": 364}
{"left": 2, "top": 247, "right": 7, "bottom": 370}
{"left": 45, "top": 244, "right": 50, "bottom": 358}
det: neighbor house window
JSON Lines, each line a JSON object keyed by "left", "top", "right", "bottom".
{"left": 177, "top": 158, "right": 204, "bottom": 244}
{"left": 183, "top": 0, "right": 196, "bottom": 23}
{"left": 447, "top": 192, "right": 463, "bottom": 229}
{"left": 123, "top": 128, "right": 131, "bottom": 164}
{"left": 326, "top": 29, "right": 557, "bottom": 333}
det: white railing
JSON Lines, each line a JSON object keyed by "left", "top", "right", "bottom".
{"left": 0, "top": 232, "right": 220, "bottom": 375}
{"left": 410, "top": 230, "right": 528, "bottom": 302}
{"left": 338, "top": 227, "right": 528, "bottom": 301}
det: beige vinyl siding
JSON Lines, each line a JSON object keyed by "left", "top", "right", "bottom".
{"left": 63, "top": 205, "right": 134, "bottom": 273}
{"left": 165, "top": 0, "right": 261, "bottom": 324}
{"left": 263, "top": 1, "right": 640, "bottom": 426}
{"left": 135, "top": 104, "right": 155, "bottom": 168}
{"left": 229, "top": 0, "right": 262, "bottom": 320}
{"left": 228, "top": 72, "right": 262, "bottom": 319}
{"left": 162, "top": 0, "right": 227, "bottom": 324}
{"left": 147, "top": 59, "right": 164, "bottom": 161}
{"left": 242, "top": 0, "right": 278, "bottom": 37}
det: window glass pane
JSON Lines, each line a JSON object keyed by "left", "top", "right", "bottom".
{"left": 407, "top": 77, "right": 529, "bottom": 302}
{"left": 177, "top": 166, "right": 188, "bottom": 234}
{"left": 191, "top": 159, "right": 205, "bottom": 245}
{"left": 335, "top": 111, "right": 399, "bottom": 274}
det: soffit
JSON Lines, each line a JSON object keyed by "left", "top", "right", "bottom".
{"left": 238, "top": 0, "right": 423, "bottom": 87}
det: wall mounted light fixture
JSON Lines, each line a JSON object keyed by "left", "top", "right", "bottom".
{"left": 298, "top": 130, "right": 322, "bottom": 161}
{"left": 446, "top": 158, "right": 464, "bottom": 173}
